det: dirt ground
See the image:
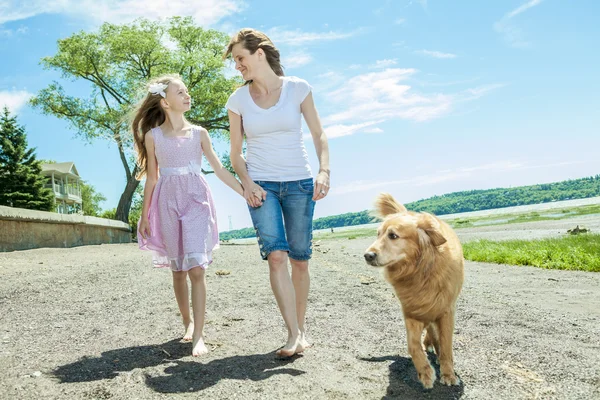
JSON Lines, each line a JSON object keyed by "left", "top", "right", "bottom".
{"left": 1, "top": 218, "right": 599, "bottom": 399}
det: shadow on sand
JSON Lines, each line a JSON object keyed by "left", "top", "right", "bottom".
{"left": 54, "top": 339, "right": 304, "bottom": 393}
{"left": 360, "top": 352, "right": 464, "bottom": 400}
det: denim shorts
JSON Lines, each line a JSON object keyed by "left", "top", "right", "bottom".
{"left": 248, "top": 178, "right": 316, "bottom": 261}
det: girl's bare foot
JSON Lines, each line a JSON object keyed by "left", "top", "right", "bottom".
{"left": 192, "top": 335, "right": 209, "bottom": 357}
{"left": 276, "top": 335, "right": 301, "bottom": 358}
{"left": 182, "top": 320, "right": 194, "bottom": 342}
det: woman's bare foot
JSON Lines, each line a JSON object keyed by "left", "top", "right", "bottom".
{"left": 276, "top": 335, "right": 301, "bottom": 358}
{"left": 182, "top": 320, "right": 194, "bottom": 342}
{"left": 192, "top": 335, "right": 209, "bottom": 357}
{"left": 296, "top": 332, "right": 312, "bottom": 354}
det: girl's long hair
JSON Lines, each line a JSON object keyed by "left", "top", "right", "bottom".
{"left": 131, "top": 74, "right": 180, "bottom": 180}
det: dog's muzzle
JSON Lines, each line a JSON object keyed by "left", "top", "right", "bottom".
{"left": 364, "top": 252, "right": 377, "bottom": 265}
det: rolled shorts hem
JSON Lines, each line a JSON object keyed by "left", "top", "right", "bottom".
{"left": 288, "top": 252, "right": 312, "bottom": 261}
{"left": 260, "top": 244, "right": 290, "bottom": 261}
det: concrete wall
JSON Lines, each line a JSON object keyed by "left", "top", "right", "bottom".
{"left": 0, "top": 205, "right": 131, "bottom": 252}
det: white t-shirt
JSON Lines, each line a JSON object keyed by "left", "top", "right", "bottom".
{"left": 225, "top": 76, "right": 313, "bottom": 181}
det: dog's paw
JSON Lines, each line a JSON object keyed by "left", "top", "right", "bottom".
{"left": 418, "top": 365, "right": 436, "bottom": 389}
{"left": 440, "top": 372, "right": 460, "bottom": 386}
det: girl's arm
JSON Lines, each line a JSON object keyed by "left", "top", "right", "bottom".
{"left": 139, "top": 131, "right": 158, "bottom": 239}
{"left": 228, "top": 110, "right": 266, "bottom": 207}
{"left": 200, "top": 127, "right": 244, "bottom": 197}
{"left": 301, "top": 92, "right": 331, "bottom": 201}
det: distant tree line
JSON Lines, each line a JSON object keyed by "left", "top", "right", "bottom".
{"left": 219, "top": 175, "right": 600, "bottom": 240}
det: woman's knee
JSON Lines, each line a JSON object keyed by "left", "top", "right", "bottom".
{"left": 268, "top": 250, "right": 288, "bottom": 269}
{"left": 290, "top": 259, "right": 309, "bottom": 273}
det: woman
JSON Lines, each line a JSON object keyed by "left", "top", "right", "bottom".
{"left": 224, "top": 28, "right": 331, "bottom": 358}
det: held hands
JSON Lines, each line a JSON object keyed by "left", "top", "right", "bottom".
{"left": 244, "top": 182, "right": 267, "bottom": 208}
{"left": 138, "top": 216, "right": 151, "bottom": 240}
{"left": 313, "top": 170, "right": 330, "bottom": 201}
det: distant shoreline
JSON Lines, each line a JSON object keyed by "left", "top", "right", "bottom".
{"left": 224, "top": 196, "right": 600, "bottom": 244}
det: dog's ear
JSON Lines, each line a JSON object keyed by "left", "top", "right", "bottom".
{"left": 417, "top": 213, "right": 447, "bottom": 247}
{"left": 372, "top": 193, "right": 408, "bottom": 219}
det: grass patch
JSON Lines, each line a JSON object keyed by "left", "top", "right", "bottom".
{"left": 463, "top": 234, "right": 600, "bottom": 272}
{"left": 447, "top": 204, "right": 600, "bottom": 229}
{"left": 314, "top": 228, "right": 376, "bottom": 240}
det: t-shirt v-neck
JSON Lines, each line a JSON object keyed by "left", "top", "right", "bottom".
{"left": 246, "top": 79, "right": 288, "bottom": 112}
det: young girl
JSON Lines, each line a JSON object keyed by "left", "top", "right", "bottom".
{"left": 133, "top": 74, "right": 244, "bottom": 357}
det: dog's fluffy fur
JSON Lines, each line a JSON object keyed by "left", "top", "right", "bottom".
{"left": 364, "top": 193, "right": 464, "bottom": 389}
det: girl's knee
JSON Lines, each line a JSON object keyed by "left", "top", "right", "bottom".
{"left": 172, "top": 270, "right": 188, "bottom": 281}
{"left": 187, "top": 266, "right": 206, "bottom": 282}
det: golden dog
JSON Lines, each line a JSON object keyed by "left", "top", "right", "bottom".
{"left": 364, "top": 193, "right": 464, "bottom": 389}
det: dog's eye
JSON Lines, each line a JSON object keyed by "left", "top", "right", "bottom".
{"left": 388, "top": 232, "right": 398, "bottom": 240}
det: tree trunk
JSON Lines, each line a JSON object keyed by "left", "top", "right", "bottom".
{"left": 113, "top": 126, "right": 138, "bottom": 223}
{"left": 115, "top": 173, "right": 139, "bottom": 223}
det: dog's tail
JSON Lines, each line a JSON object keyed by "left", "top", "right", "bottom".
{"left": 372, "top": 193, "right": 407, "bottom": 219}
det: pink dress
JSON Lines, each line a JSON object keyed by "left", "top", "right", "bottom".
{"left": 138, "top": 126, "right": 219, "bottom": 271}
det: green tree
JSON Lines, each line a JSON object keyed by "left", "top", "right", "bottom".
{"left": 80, "top": 181, "right": 107, "bottom": 216}
{"left": 0, "top": 107, "right": 55, "bottom": 211}
{"left": 100, "top": 208, "right": 116, "bottom": 220}
{"left": 30, "top": 17, "right": 240, "bottom": 223}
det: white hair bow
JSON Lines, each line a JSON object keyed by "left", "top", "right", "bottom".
{"left": 148, "top": 82, "right": 168, "bottom": 98}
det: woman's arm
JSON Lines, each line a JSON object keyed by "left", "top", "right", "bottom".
{"left": 301, "top": 92, "right": 331, "bottom": 201}
{"left": 228, "top": 110, "right": 266, "bottom": 207}
{"left": 200, "top": 128, "right": 244, "bottom": 196}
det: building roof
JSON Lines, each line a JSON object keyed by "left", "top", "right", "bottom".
{"left": 41, "top": 162, "right": 80, "bottom": 177}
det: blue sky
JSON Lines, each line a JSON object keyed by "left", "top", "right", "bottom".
{"left": 1, "top": 0, "right": 599, "bottom": 231}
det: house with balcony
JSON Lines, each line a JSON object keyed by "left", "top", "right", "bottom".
{"left": 41, "top": 162, "right": 82, "bottom": 214}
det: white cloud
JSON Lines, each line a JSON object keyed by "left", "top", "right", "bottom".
{"left": 506, "top": 0, "right": 544, "bottom": 19}
{"left": 340, "top": 59, "right": 398, "bottom": 72}
{"left": 0, "top": 0, "right": 244, "bottom": 26}
{"left": 324, "top": 120, "right": 384, "bottom": 139}
{"left": 417, "top": 77, "right": 481, "bottom": 88}
{"left": 463, "top": 83, "right": 507, "bottom": 99}
{"left": 324, "top": 68, "right": 454, "bottom": 124}
{"left": 0, "top": 25, "right": 28, "bottom": 36}
{"left": 364, "top": 127, "right": 383, "bottom": 134}
{"left": 283, "top": 52, "right": 313, "bottom": 69}
{"left": 394, "top": 18, "right": 406, "bottom": 25}
{"left": 416, "top": 50, "right": 457, "bottom": 59}
{"left": 318, "top": 71, "right": 338, "bottom": 79}
{"left": 371, "top": 59, "right": 397, "bottom": 69}
{"left": 0, "top": 90, "right": 33, "bottom": 113}
{"left": 407, "top": 0, "right": 427, "bottom": 11}
{"left": 267, "top": 27, "right": 359, "bottom": 46}
{"left": 494, "top": 23, "right": 529, "bottom": 48}
{"left": 318, "top": 68, "right": 503, "bottom": 134}
{"left": 313, "top": 71, "right": 347, "bottom": 92}
{"left": 495, "top": 0, "right": 544, "bottom": 48}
